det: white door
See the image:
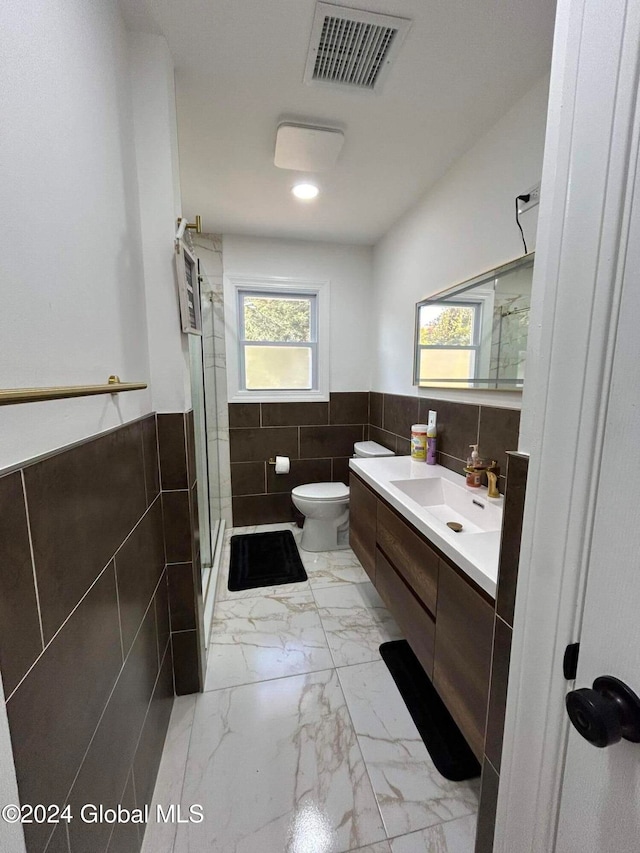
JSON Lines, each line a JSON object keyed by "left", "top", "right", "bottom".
{"left": 554, "top": 151, "right": 640, "bottom": 849}
{"left": 495, "top": 0, "right": 640, "bottom": 850}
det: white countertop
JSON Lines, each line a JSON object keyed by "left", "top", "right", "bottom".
{"left": 349, "top": 456, "right": 503, "bottom": 598}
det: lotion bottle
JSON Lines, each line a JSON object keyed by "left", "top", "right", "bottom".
{"left": 426, "top": 410, "right": 437, "bottom": 465}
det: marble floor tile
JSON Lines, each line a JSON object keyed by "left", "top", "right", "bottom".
{"left": 204, "top": 591, "right": 334, "bottom": 691}
{"left": 338, "top": 661, "right": 479, "bottom": 838}
{"left": 300, "top": 548, "right": 370, "bottom": 589}
{"left": 140, "top": 695, "right": 196, "bottom": 853}
{"left": 174, "top": 669, "right": 386, "bottom": 853}
{"left": 390, "top": 814, "right": 478, "bottom": 853}
{"left": 347, "top": 843, "right": 392, "bottom": 853}
{"left": 313, "top": 583, "right": 403, "bottom": 667}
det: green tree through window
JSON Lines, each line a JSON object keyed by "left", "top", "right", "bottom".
{"left": 243, "top": 297, "right": 311, "bottom": 342}
{"left": 419, "top": 305, "right": 474, "bottom": 346}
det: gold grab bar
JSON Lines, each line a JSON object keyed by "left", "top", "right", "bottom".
{"left": 0, "top": 375, "right": 147, "bottom": 406}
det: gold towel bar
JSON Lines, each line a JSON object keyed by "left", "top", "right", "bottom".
{"left": 0, "top": 375, "right": 147, "bottom": 406}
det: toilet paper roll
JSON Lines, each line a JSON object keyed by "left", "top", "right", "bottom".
{"left": 275, "top": 455, "right": 290, "bottom": 474}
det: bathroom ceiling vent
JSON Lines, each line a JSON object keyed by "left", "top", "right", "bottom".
{"left": 303, "top": 3, "right": 411, "bottom": 93}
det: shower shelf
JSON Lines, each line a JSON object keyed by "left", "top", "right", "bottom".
{"left": 0, "top": 375, "right": 147, "bottom": 405}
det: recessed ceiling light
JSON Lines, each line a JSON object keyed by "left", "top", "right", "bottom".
{"left": 292, "top": 182, "right": 319, "bottom": 200}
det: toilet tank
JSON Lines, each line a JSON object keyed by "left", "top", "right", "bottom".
{"left": 354, "top": 441, "right": 395, "bottom": 458}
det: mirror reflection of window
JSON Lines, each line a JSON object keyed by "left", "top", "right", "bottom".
{"left": 417, "top": 302, "right": 480, "bottom": 387}
{"left": 414, "top": 253, "right": 534, "bottom": 390}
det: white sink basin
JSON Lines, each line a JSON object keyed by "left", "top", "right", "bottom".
{"left": 389, "top": 476, "right": 502, "bottom": 534}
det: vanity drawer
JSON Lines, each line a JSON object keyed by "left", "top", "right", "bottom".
{"left": 375, "top": 547, "right": 436, "bottom": 679}
{"left": 376, "top": 501, "right": 439, "bottom": 615}
{"left": 433, "top": 560, "right": 494, "bottom": 761}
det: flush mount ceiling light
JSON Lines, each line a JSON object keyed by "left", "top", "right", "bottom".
{"left": 292, "top": 183, "right": 320, "bottom": 200}
{"left": 275, "top": 123, "right": 344, "bottom": 172}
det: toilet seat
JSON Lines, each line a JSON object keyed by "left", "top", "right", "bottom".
{"left": 291, "top": 482, "right": 349, "bottom": 502}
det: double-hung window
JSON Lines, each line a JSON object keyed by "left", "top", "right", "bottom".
{"left": 226, "top": 277, "right": 329, "bottom": 402}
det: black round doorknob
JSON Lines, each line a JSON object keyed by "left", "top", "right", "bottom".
{"left": 566, "top": 676, "right": 640, "bottom": 748}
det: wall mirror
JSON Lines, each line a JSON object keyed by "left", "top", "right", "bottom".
{"left": 414, "top": 252, "right": 534, "bottom": 390}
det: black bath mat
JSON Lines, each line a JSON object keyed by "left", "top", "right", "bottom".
{"left": 228, "top": 530, "right": 307, "bottom": 591}
{"left": 380, "top": 640, "right": 481, "bottom": 781}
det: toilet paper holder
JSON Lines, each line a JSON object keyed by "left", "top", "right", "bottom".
{"left": 268, "top": 456, "right": 290, "bottom": 474}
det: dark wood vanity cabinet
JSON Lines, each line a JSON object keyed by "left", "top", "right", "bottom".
{"left": 349, "top": 473, "right": 377, "bottom": 581}
{"left": 349, "top": 471, "right": 494, "bottom": 761}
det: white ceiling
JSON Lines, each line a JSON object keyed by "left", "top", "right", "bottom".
{"left": 120, "top": 0, "right": 556, "bottom": 245}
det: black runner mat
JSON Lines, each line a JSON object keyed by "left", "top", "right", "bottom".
{"left": 380, "top": 639, "right": 481, "bottom": 781}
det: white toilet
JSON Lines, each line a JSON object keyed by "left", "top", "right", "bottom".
{"left": 292, "top": 440, "right": 395, "bottom": 552}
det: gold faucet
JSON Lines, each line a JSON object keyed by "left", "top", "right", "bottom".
{"left": 486, "top": 461, "right": 500, "bottom": 498}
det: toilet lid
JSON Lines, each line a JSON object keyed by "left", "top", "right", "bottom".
{"left": 292, "top": 482, "right": 350, "bottom": 501}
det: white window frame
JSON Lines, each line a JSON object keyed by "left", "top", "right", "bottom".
{"left": 224, "top": 275, "right": 330, "bottom": 403}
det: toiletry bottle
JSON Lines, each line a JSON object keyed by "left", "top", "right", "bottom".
{"left": 426, "top": 410, "right": 437, "bottom": 465}
{"left": 465, "top": 444, "right": 483, "bottom": 487}
{"left": 410, "top": 424, "right": 428, "bottom": 461}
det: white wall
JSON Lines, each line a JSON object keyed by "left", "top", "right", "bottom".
{"left": 0, "top": 0, "right": 153, "bottom": 471}
{"left": 128, "top": 33, "right": 191, "bottom": 413}
{"left": 222, "top": 235, "right": 373, "bottom": 393}
{"left": 371, "top": 75, "right": 550, "bottom": 409}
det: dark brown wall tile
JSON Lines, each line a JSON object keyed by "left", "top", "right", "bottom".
{"left": 383, "top": 394, "right": 419, "bottom": 438}
{"left": 231, "top": 461, "right": 266, "bottom": 496}
{"left": 229, "top": 427, "right": 298, "bottom": 464}
{"left": 332, "top": 457, "right": 351, "bottom": 485}
{"left": 171, "top": 631, "right": 200, "bottom": 696}
{"left": 232, "top": 493, "right": 293, "bottom": 526}
{"left": 369, "top": 392, "right": 383, "bottom": 428}
{"left": 115, "top": 500, "right": 165, "bottom": 658}
{"left": 190, "top": 485, "right": 200, "bottom": 561}
{"left": 157, "top": 414, "right": 188, "bottom": 491}
{"left": 141, "top": 415, "right": 160, "bottom": 505}
{"left": 134, "top": 646, "right": 174, "bottom": 806}
{"left": 185, "top": 409, "right": 197, "bottom": 489}
{"left": 154, "top": 571, "right": 170, "bottom": 668}
{"left": 267, "top": 458, "right": 331, "bottom": 493}
{"left": 0, "top": 472, "right": 43, "bottom": 697}
{"left": 168, "top": 563, "right": 196, "bottom": 631}
{"left": 67, "top": 605, "right": 157, "bottom": 853}
{"left": 396, "top": 437, "right": 412, "bottom": 456}
{"left": 106, "top": 771, "right": 141, "bottom": 853}
{"left": 419, "top": 398, "right": 480, "bottom": 462}
{"left": 329, "top": 392, "right": 369, "bottom": 424}
{"left": 24, "top": 422, "right": 147, "bottom": 642}
{"left": 162, "top": 491, "right": 192, "bottom": 564}
{"left": 228, "top": 403, "right": 260, "bottom": 428}
{"left": 437, "top": 451, "right": 465, "bottom": 477}
{"left": 369, "top": 426, "right": 397, "bottom": 453}
{"left": 7, "top": 566, "right": 122, "bottom": 852}
{"left": 46, "top": 821, "right": 71, "bottom": 852}
{"left": 475, "top": 759, "right": 500, "bottom": 853}
{"left": 497, "top": 453, "right": 529, "bottom": 626}
{"left": 478, "top": 406, "right": 521, "bottom": 473}
{"left": 485, "top": 617, "right": 512, "bottom": 772}
{"left": 261, "top": 401, "right": 328, "bottom": 427}
{"left": 299, "top": 424, "right": 364, "bottom": 459}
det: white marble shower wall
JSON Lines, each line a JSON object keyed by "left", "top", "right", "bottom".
{"left": 192, "top": 233, "right": 232, "bottom": 526}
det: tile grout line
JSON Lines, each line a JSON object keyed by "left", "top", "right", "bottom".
{"left": 112, "top": 558, "right": 126, "bottom": 665}
{"left": 334, "top": 663, "right": 391, "bottom": 842}
{"left": 20, "top": 469, "right": 45, "bottom": 651}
